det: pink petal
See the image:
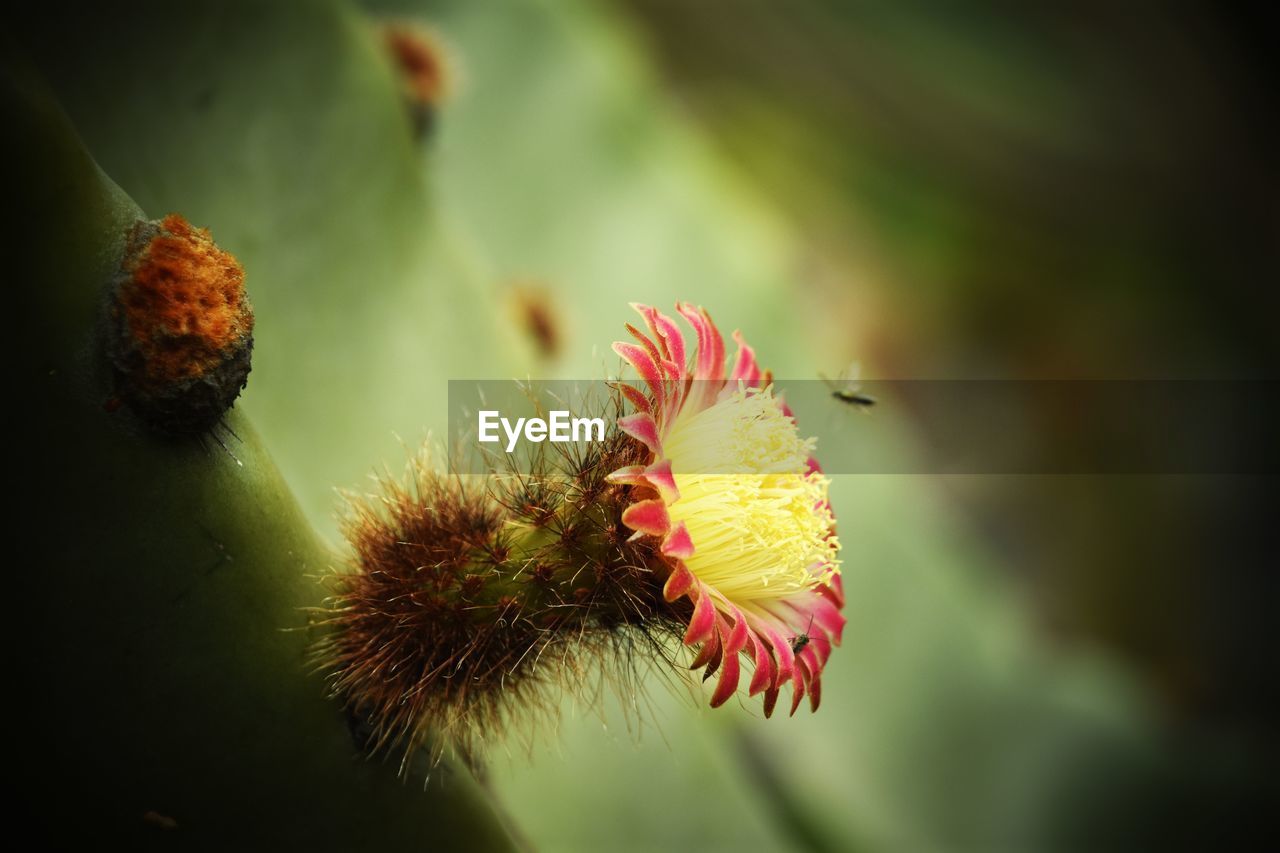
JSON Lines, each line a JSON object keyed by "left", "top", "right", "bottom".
{"left": 730, "top": 330, "right": 762, "bottom": 386}
{"left": 820, "top": 574, "right": 845, "bottom": 609}
{"left": 633, "top": 303, "right": 686, "bottom": 374}
{"left": 676, "top": 302, "right": 713, "bottom": 380}
{"left": 612, "top": 341, "right": 667, "bottom": 407}
{"left": 763, "top": 686, "right": 780, "bottom": 719}
{"left": 795, "top": 645, "right": 825, "bottom": 711}
{"left": 604, "top": 465, "right": 646, "bottom": 486}
{"left": 721, "top": 604, "right": 749, "bottom": 657}
{"left": 696, "top": 303, "right": 727, "bottom": 379}
{"left": 689, "top": 630, "right": 721, "bottom": 672}
{"left": 629, "top": 303, "right": 665, "bottom": 357}
{"left": 660, "top": 522, "right": 695, "bottom": 561}
{"left": 759, "top": 623, "right": 795, "bottom": 687}
{"left": 616, "top": 412, "right": 662, "bottom": 456}
{"left": 616, "top": 382, "right": 651, "bottom": 415}
{"left": 684, "top": 589, "right": 717, "bottom": 646}
{"left": 747, "top": 634, "right": 775, "bottom": 696}
{"left": 663, "top": 561, "right": 697, "bottom": 601}
{"left": 676, "top": 302, "right": 727, "bottom": 410}
{"left": 709, "top": 651, "right": 741, "bottom": 708}
{"left": 809, "top": 595, "right": 846, "bottom": 645}
{"left": 789, "top": 660, "right": 809, "bottom": 717}
{"left": 621, "top": 499, "right": 670, "bottom": 537}
{"left": 706, "top": 309, "right": 725, "bottom": 383}
{"left": 701, "top": 645, "right": 724, "bottom": 681}
{"left": 774, "top": 594, "right": 842, "bottom": 646}
{"left": 625, "top": 322, "right": 661, "bottom": 360}
{"left": 658, "top": 324, "right": 687, "bottom": 377}
{"left": 644, "top": 459, "right": 680, "bottom": 504}
{"left": 798, "top": 645, "right": 823, "bottom": 677}
{"left": 659, "top": 359, "right": 687, "bottom": 416}
{"left": 687, "top": 304, "right": 726, "bottom": 383}
{"left": 806, "top": 633, "right": 833, "bottom": 668}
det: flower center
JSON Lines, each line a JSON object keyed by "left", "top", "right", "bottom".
{"left": 662, "top": 385, "right": 839, "bottom": 601}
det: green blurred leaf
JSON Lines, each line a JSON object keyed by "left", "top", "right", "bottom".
{"left": 15, "top": 0, "right": 522, "bottom": 535}
{"left": 7, "top": 50, "right": 513, "bottom": 846}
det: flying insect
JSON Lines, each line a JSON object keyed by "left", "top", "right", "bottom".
{"left": 822, "top": 363, "right": 876, "bottom": 409}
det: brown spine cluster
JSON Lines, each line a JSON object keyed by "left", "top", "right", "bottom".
{"left": 105, "top": 214, "right": 253, "bottom": 436}
{"left": 314, "top": 414, "right": 686, "bottom": 769}
{"left": 380, "top": 21, "right": 454, "bottom": 139}
{"left": 509, "top": 282, "right": 562, "bottom": 361}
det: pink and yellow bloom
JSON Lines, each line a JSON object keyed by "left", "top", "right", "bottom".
{"left": 607, "top": 303, "right": 845, "bottom": 716}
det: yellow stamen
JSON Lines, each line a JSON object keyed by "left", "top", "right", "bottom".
{"left": 662, "top": 385, "right": 839, "bottom": 601}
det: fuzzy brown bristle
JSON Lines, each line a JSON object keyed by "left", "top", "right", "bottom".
{"left": 379, "top": 21, "right": 455, "bottom": 139}
{"left": 313, "top": 417, "right": 685, "bottom": 771}
{"left": 105, "top": 214, "right": 253, "bottom": 436}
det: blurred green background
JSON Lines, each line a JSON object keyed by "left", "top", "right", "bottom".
{"left": 9, "top": 0, "right": 1274, "bottom": 848}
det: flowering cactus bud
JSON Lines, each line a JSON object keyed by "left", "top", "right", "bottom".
{"left": 317, "top": 302, "right": 845, "bottom": 768}
{"left": 609, "top": 302, "right": 845, "bottom": 717}
{"left": 315, "top": 423, "right": 679, "bottom": 767}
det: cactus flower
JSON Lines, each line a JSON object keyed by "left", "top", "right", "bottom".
{"left": 608, "top": 303, "right": 844, "bottom": 717}
{"left": 318, "top": 302, "right": 843, "bottom": 768}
